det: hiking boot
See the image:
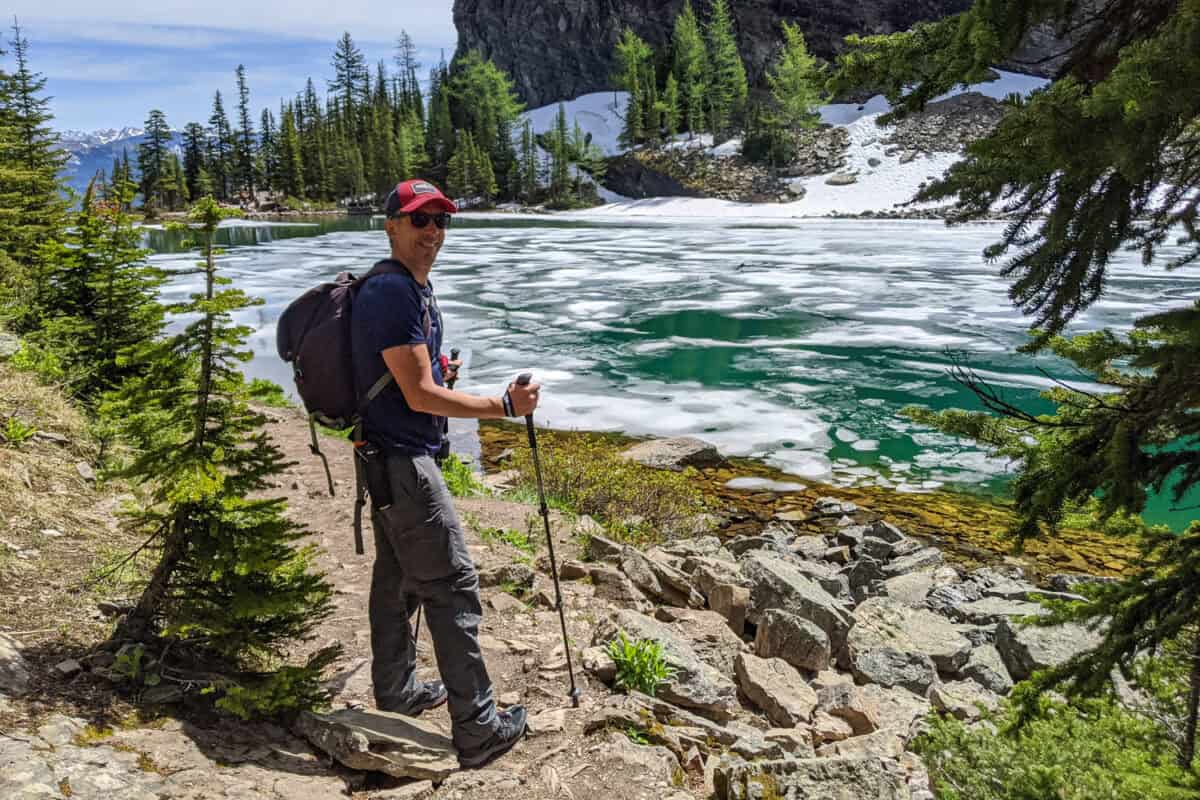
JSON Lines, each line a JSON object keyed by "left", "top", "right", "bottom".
{"left": 379, "top": 680, "right": 447, "bottom": 717}
{"left": 457, "top": 705, "right": 527, "bottom": 769}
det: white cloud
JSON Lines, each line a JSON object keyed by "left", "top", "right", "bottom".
{"left": 10, "top": 2, "right": 456, "bottom": 46}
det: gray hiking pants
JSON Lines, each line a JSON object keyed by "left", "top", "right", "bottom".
{"left": 368, "top": 452, "right": 497, "bottom": 750}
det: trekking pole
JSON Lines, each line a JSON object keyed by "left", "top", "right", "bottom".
{"left": 516, "top": 372, "right": 581, "bottom": 708}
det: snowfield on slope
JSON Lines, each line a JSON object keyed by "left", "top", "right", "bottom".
{"left": 518, "top": 71, "right": 1049, "bottom": 219}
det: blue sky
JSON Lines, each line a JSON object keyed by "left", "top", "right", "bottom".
{"left": 9, "top": 3, "right": 458, "bottom": 132}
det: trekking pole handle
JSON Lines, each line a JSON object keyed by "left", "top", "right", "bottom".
{"left": 516, "top": 372, "right": 533, "bottom": 387}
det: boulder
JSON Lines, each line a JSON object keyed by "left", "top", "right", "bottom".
{"left": 734, "top": 653, "right": 819, "bottom": 727}
{"left": 584, "top": 531, "right": 626, "bottom": 562}
{"left": 295, "top": 709, "right": 458, "bottom": 781}
{"left": 962, "top": 644, "right": 1014, "bottom": 694}
{"left": 824, "top": 173, "right": 859, "bottom": 186}
{"left": 952, "top": 597, "right": 1049, "bottom": 625}
{"left": 791, "top": 535, "right": 829, "bottom": 561}
{"left": 714, "top": 756, "right": 910, "bottom": 800}
{"left": 764, "top": 728, "right": 816, "bottom": 758}
{"left": 595, "top": 609, "right": 739, "bottom": 720}
{"left": 882, "top": 569, "right": 939, "bottom": 608}
{"left": 817, "top": 729, "right": 904, "bottom": 760}
{"left": 621, "top": 436, "right": 724, "bottom": 471}
{"left": 0, "top": 633, "right": 30, "bottom": 697}
{"left": 754, "top": 608, "right": 832, "bottom": 672}
{"left": 741, "top": 551, "right": 854, "bottom": 654}
{"left": 588, "top": 566, "right": 653, "bottom": 611}
{"left": 478, "top": 563, "right": 535, "bottom": 589}
{"left": 850, "top": 648, "right": 940, "bottom": 695}
{"left": 688, "top": 556, "right": 747, "bottom": 600}
{"left": 859, "top": 684, "right": 933, "bottom": 741}
{"left": 929, "top": 679, "right": 999, "bottom": 721}
{"left": 786, "top": 557, "right": 850, "bottom": 598}
{"left": 816, "top": 684, "right": 880, "bottom": 736}
{"left": 709, "top": 583, "right": 750, "bottom": 636}
{"left": 925, "top": 581, "right": 985, "bottom": 617}
{"left": 848, "top": 597, "right": 972, "bottom": 675}
{"left": 653, "top": 607, "right": 746, "bottom": 676}
{"left": 620, "top": 547, "right": 705, "bottom": 608}
{"left": 811, "top": 710, "right": 855, "bottom": 743}
{"left": 995, "top": 618, "right": 1104, "bottom": 681}
{"left": 661, "top": 535, "right": 727, "bottom": 561}
{"left": 883, "top": 547, "right": 944, "bottom": 578}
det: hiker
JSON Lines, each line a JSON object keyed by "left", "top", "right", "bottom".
{"left": 352, "top": 178, "right": 540, "bottom": 768}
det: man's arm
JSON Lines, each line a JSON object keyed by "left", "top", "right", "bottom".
{"left": 382, "top": 344, "right": 539, "bottom": 419}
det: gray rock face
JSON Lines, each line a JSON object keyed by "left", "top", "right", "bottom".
{"left": 620, "top": 436, "right": 723, "bottom": 471}
{"left": 0, "top": 633, "right": 30, "bottom": 697}
{"left": 755, "top": 608, "right": 833, "bottom": 672}
{"left": 295, "top": 709, "right": 459, "bottom": 781}
{"left": 850, "top": 648, "right": 940, "bottom": 695}
{"left": 714, "top": 756, "right": 911, "bottom": 800}
{"left": 995, "top": 618, "right": 1104, "bottom": 681}
{"left": 595, "top": 609, "right": 739, "bottom": 720}
{"left": 847, "top": 597, "right": 972, "bottom": 675}
{"left": 741, "top": 551, "right": 854, "bottom": 654}
{"left": 735, "top": 653, "right": 819, "bottom": 727}
{"left": 962, "top": 644, "right": 1014, "bottom": 694}
{"left": 817, "top": 684, "right": 880, "bottom": 736}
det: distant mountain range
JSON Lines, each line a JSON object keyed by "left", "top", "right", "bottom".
{"left": 56, "top": 127, "right": 184, "bottom": 197}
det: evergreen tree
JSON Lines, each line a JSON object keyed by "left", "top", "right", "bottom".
{"left": 110, "top": 198, "right": 336, "bottom": 718}
{"left": 394, "top": 30, "right": 422, "bottom": 118}
{"left": 550, "top": 102, "right": 570, "bottom": 199}
{"left": 233, "top": 65, "right": 256, "bottom": 202}
{"left": 181, "top": 122, "right": 207, "bottom": 201}
{"left": 277, "top": 105, "right": 305, "bottom": 200}
{"left": 518, "top": 118, "right": 537, "bottom": 202}
{"left": 329, "top": 32, "right": 368, "bottom": 124}
{"left": 444, "top": 50, "right": 524, "bottom": 179}
{"left": 258, "top": 108, "right": 277, "bottom": 195}
{"left": 661, "top": 73, "right": 682, "bottom": 141}
{"left": 833, "top": 0, "right": 1200, "bottom": 766}
{"left": 137, "top": 109, "right": 171, "bottom": 213}
{"left": 425, "top": 62, "right": 455, "bottom": 177}
{"left": 767, "top": 22, "right": 823, "bottom": 130}
{"left": 613, "top": 28, "right": 652, "bottom": 148}
{"left": 704, "top": 0, "right": 748, "bottom": 138}
{"left": 670, "top": 0, "right": 707, "bottom": 134}
{"left": 208, "top": 91, "right": 234, "bottom": 201}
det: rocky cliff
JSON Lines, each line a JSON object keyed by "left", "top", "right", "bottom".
{"left": 453, "top": 0, "right": 977, "bottom": 108}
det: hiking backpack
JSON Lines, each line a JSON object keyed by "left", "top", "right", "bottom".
{"left": 276, "top": 259, "right": 435, "bottom": 554}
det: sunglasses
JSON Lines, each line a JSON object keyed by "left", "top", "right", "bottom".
{"left": 393, "top": 211, "right": 452, "bottom": 230}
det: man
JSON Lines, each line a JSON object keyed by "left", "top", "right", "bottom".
{"left": 352, "top": 178, "right": 540, "bottom": 768}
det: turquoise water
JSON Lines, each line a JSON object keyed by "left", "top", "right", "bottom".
{"left": 143, "top": 214, "right": 1198, "bottom": 530}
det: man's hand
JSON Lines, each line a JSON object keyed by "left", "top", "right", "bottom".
{"left": 445, "top": 358, "right": 462, "bottom": 385}
{"left": 507, "top": 377, "right": 540, "bottom": 417}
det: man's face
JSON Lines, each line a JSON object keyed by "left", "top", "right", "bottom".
{"left": 386, "top": 206, "right": 447, "bottom": 266}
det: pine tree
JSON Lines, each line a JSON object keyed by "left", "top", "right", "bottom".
{"left": 833, "top": 0, "right": 1200, "bottom": 767}
{"left": 277, "top": 105, "right": 305, "bottom": 200}
{"left": 208, "top": 91, "right": 234, "bottom": 201}
{"left": 233, "top": 65, "right": 256, "bottom": 202}
{"left": 258, "top": 108, "right": 277, "bottom": 195}
{"left": 767, "top": 22, "right": 824, "bottom": 130}
{"left": 613, "top": 28, "right": 652, "bottom": 148}
{"left": 444, "top": 50, "right": 524, "bottom": 181}
{"left": 551, "top": 103, "right": 571, "bottom": 198}
{"left": 671, "top": 0, "right": 707, "bottom": 134}
{"left": 394, "top": 30, "right": 422, "bottom": 118}
{"left": 182, "top": 122, "right": 207, "bottom": 201}
{"left": 704, "top": 0, "right": 748, "bottom": 139}
{"left": 519, "top": 118, "right": 537, "bottom": 202}
{"left": 329, "top": 32, "right": 368, "bottom": 124}
{"left": 661, "top": 73, "right": 682, "bottom": 141}
{"left": 137, "top": 109, "right": 171, "bottom": 213}
{"left": 110, "top": 197, "right": 336, "bottom": 717}
{"left": 425, "top": 63, "right": 455, "bottom": 178}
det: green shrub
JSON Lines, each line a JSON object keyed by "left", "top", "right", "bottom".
{"left": 246, "top": 378, "right": 291, "bottom": 408}
{"left": 441, "top": 453, "right": 483, "bottom": 497}
{"left": 507, "top": 431, "right": 708, "bottom": 545}
{"left": 478, "top": 524, "right": 535, "bottom": 554}
{"left": 607, "top": 631, "right": 676, "bottom": 697}
{"left": 913, "top": 695, "right": 1200, "bottom": 800}
{"left": 2, "top": 416, "right": 36, "bottom": 446}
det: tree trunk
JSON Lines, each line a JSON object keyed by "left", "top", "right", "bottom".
{"left": 114, "top": 510, "right": 187, "bottom": 643}
{"left": 1182, "top": 629, "right": 1200, "bottom": 769}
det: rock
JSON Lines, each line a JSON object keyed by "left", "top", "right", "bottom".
{"left": 75, "top": 462, "right": 96, "bottom": 482}
{"left": 709, "top": 583, "right": 750, "bottom": 636}
{"left": 478, "top": 563, "right": 535, "bottom": 589}
{"left": 141, "top": 685, "right": 184, "bottom": 705}
{"left": 295, "top": 709, "right": 459, "bottom": 781}
{"left": 868, "top": 157, "right": 883, "bottom": 167}
{"left": 817, "top": 729, "right": 905, "bottom": 760}
{"left": 925, "top": 580, "right": 985, "bottom": 617}
{"left": 995, "top": 618, "right": 1104, "bottom": 681}
{"left": 53, "top": 659, "right": 83, "bottom": 679}
{"left": 714, "top": 756, "right": 909, "bottom": 800}
{"left": 883, "top": 547, "right": 944, "bottom": 578}
{"left": 559, "top": 560, "right": 590, "bottom": 579}
{"left": 882, "top": 568, "right": 940, "bottom": 608}
{"left": 754, "top": 608, "right": 832, "bottom": 672}
{"left": 824, "top": 172, "right": 859, "bottom": 186}
{"left": 621, "top": 436, "right": 723, "bottom": 471}
{"left": 900, "top": 150, "right": 919, "bottom": 163}
{"left": 688, "top": 556, "right": 747, "bottom": 600}
{"left": 813, "top": 497, "right": 858, "bottom": 517}
{"left": 824, "top": 546, "right": 852, "bottom": 564}
{"left": 582, "top": 645, "right": 617, "bottom": 682}
{"left": 734, "top": 653, "right": 818, "bottom": 727}
{"left": 574, "top": 514, "right": 607, "bottom": 543}
{"left": 848, "top": 597, "right": 972, "bottom": 676}
{"left": 859, "top": 683, "right": 933, "bottom": 740}
{"left": 786, "top": 557, "right": 849, "bottom": 598}
{"left": 587, "top": 566, "right": 652, "bottom": 611}
{"left": 929, "top": 679, "right": 999, "bottom": 720}
{"left": 810, "top": 669, "right": 854, "bottom": 692}
{"left": 850, "top": 648, "right": 940, "bottom": 695}
{"left": 764, "top": 727, "right": 816, "bottom": 758}
{"left": 0, "top": 332, "right": 19, "bottom": 358}
{"left": 662, "top": 535, "right": 727, "bottom": 561}
{"left": 1046, "top": 573, "right": 1121, "bottom": 593}
{"left": 785, "top": 178, "right": 807, "bottom": 197}
{"left": 497, "top": 691, "right": 521, "bottom": 707}
{"left": 652, "top": 607, "right": 746, "bottom": 676}
{"left": 528, "top": 708, "right": 567, "bottom": 735}
{"left": 594, "top": 730, "right": 681, "bottom": 787}
{"left": 33, "top": 430, "right": 68, "bottom": 444}
{"left": 726, "top": 532, "right": 791, "bottom": 558}
{"left": 595, "top": 609, "right": 739, "bottom": 720}
{"left": 817, "top": 684, "right": 880, "bottom": 736}
{"left": 811, "top": 710, "right": 855, "bottom": 743}
{"left": 729, "top": 729, "right": 787, "bottom": 761}
{"left": 962, "top": 644, "right": 1013, "bottom": 694}
{"left": 621, "top": 547, "right": 705, "bottom": 608}
{"left": 741, "top": 551, "right": 854, "bottom": 654}
{"left": 791, "top": 535, "right": 829, "bottom": 561}
{"left": 953, "top": 597, "right": 1049, "bottom": 625}
{"left": 0, "top": 633, "right": 30, "bottom": 697}
{"left": 374, "top": 781, "right": 436, "bottom": 799}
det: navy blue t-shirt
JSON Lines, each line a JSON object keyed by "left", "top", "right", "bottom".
{"left": 351, "top": 264, "right": 445, "bottom": 455}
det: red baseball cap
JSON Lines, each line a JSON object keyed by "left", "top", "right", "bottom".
{"left": 385, "top": 179, "right": 458, "bottom": 216}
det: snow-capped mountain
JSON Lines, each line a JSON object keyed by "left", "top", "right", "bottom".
{"left": 56, "top": 127, "right": 182, "bottom": 197}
